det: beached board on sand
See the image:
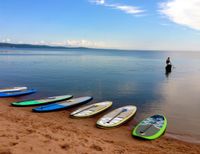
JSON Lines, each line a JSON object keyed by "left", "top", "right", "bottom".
{"left": 70, "top": 101, "right": 112, "bottom": 118}
{"left": 11, "top": 95, "right": 73, "bottom": 106}
{"left": 32, "top": 96, "right": 93, "bottom": 112}
{"left": 0, "top": 89, "right": 36, "bottom": 97}
{"left": 0, "top": 87, "right": 27, "bottom": 93}
{"left": 132, "top": 115, "right": 167, "bottom": 140}
{"left": 96, "top": 105, "right": 137, "bottom": 128}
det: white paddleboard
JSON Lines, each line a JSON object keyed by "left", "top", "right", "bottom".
{"left": 70, "top": 101, "right": 112, "bottom": 118}
{"left": 96, "top": 105, "right": 137, "bottom": 128}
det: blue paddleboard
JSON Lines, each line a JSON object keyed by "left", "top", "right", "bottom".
{"left": 0, "top": 89, "right": 36, "bottom": 97}
{"left": 0, "top": 87, "right": 27, "bottom": 93}
{"left": 32, "top": 96, "right": 93, "bottom": 112}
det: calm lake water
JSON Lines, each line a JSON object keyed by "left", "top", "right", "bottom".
{"left": 0, "top": 48, "right": 200, "bottom": 143}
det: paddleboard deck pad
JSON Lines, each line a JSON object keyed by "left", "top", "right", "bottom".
{"left": 132, "top": 114, "right": 167, "bottom": 140}
{"left": 70, "top": 101, "right": 112, "bottom": 118}
{"left": 0, "top": 89, "right": 36, "bottom": 97}
{"left": 0, "top": 87, "right": 27, "bottom": 93}
{"left": 11, "top": 95, "right": 73, "bottom": 106}
{"left": 96, "top": 105, "right": 137, "bottom": 128}
{"left": 32, "top": 96, "right": 93, "bottom": 112}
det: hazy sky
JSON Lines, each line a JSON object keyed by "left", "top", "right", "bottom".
{"left": 0, "top": 0, "right": 200, "bottom": 51}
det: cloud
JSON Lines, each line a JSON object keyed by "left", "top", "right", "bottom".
{"left": 159, "top": 0, "right": 200, "bottom": 31}
{"left": 33, "top": 40, "right": 106, "bottom": 48}
{"left": 0, "top": 37, "right": 106, "bottom": 48}
{"left": 31, "top": 39, "right": 105, "bottom": 48}
{"left": 51, "top": 40, "right": 106, "bottom": 48}
{"left": 1, "top": 38, "right": 11, "bottom": 43}
{"left": 90, "top": 0, "right": 144, "bottom": 15}
{"left": 94, "top": 0, "right": 105, "bottom": 5}
{"left": 109, "top": 4, "right": 144, "bottom": 14}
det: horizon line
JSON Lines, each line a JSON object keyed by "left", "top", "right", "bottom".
{"left": 0, "top": 42, "right": 199, "bottom": 52}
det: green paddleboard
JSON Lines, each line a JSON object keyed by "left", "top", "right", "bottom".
{"left": 11, "top": 95, "right": 73, "bottom": 106}
{"left": 132, "top": 114, "right": 167, "bottom": 140}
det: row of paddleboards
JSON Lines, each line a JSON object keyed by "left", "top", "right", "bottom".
{"left": 0, "top": 87, "right": 167, "bottom": 140}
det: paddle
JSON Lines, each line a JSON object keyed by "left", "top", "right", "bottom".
{"left": 71, "top": 105, "right": 98, "bottom": 115}
{"left": 106, "top": 108, "right": 127, "bottom": 123}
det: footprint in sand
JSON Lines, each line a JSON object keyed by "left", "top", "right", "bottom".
{"left": 60, "top": 143, "right": 70, "bottom": 151}
{"left": 90, "top": 144, "right": 103, "bottom": 151}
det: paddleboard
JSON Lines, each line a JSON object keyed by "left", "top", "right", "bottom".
{"left": 132, "top": 114, "right": 167, "bottom": 140}
{"left": 96, "top": 105, "right": 137, "bottom": 128}
{"left": 11, "top": 95, "right": 73, "bottom": 106}
{"left": 0, "top": 87, "right": 27, "bottom": 93}
{"left": 0, "top": 89, "right": 36, "bottom": 97}
{"left": 32, "top": 96, "right": 93, "bottom": 112}
{"left": 70, "top": 101, "right": 112, "bottom": 118}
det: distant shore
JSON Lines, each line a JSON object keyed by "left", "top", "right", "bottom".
{"left": 0, "top": 98, "right": 199, "bottom": 154}
{"left": 0, "top": 42, "right": 90, "bottom": 50}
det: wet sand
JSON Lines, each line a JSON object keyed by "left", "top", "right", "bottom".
{"left": 0, "top": 98, "right": 200, "bottom": 154}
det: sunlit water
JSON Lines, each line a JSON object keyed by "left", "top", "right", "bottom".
{"left": 0, "top": 48, "right": 200, "bottom": 143}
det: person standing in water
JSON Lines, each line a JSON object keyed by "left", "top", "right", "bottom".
{"left": 166, "top": 57, "right": 171, "bottom": 65}
{"left": 165, "top": 57, "right": 172, "bottom": 77}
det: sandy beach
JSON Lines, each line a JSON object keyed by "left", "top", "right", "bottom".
{"left": 0, "top": 98, "right": 199, "bottom": 154}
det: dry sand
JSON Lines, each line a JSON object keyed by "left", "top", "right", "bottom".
{"left": 0, "top": 98, "right": 199, "bottom": 154}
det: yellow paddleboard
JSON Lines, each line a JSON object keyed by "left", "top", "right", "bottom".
{"left": 70, "top": 101, "right": 112, "bottom": 118}
{"left": 96, "top": 105, "right": 137, "bottom": 128}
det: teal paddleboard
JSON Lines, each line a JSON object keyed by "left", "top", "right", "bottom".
{"left": 132, "top": 114, "right": 167, "bottom": 140}
{"left": 11, "top": 95, "right": 73, "bottom": 106}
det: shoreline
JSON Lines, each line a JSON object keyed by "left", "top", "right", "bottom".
{"left": 0, "top": 98, "right": 200, "bottom": 154}
{"left": 165, "top": 132, "right": 200, "bottom": 144}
